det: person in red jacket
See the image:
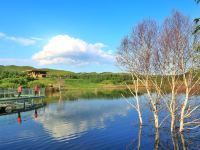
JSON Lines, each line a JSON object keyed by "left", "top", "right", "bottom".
{"left": 17, "top": 85, "right": 23, "bottom": 97}
{"left": 34, "top": 85, "right": 40, "bottom": 96}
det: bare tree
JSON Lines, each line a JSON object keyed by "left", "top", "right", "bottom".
{"left": 117, "top": 19, "right": 164, "bottom": 129}
{"left": 118, "top": 36, "right": 143, "bottom": 126}
{"left": 157, "top": 11, "right": 189, "bottom": 132}
{"left": 157, "top": 11, "right": 200, "bottom": 132}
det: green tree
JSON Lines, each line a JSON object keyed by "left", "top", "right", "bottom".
{"left": 193, "top": 0, "right": 200, "bottom": 34}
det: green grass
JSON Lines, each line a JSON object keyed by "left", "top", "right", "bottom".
{"left": 28, "top": 78, "right": 58, "bottom": 87}
{"left": 64, "top": 79, "right": 105, "bottom": 89}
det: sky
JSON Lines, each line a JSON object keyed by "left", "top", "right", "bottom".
{"left": 0, "top": 0, "right": 199, "bottom": 72}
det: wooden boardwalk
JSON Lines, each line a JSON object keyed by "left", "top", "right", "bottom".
{"left": 0, "top": 95, "right": 46, "bottom": 114}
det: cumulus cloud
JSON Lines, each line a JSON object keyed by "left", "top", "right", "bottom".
{"left": 32, "top": 35, "right": 114, "bottom": 66}
{"left": 0, "top": 32, "right": 36, "bottom": 46}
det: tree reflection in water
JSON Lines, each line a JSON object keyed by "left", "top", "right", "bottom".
{"left": 57, "top": 90, "right": 65, "bottom": 112}
{"left": 171, "top": 130, "right": 180, "bottom": 150}
{"left": 137, "top": 126, "right": 142, "bottom": 150}
{"left": 180, "top": 133, "right": 186, "bottom": 150}
{"left": 126, "top": 126, "right": 142, "bottom": 150}
{"left": 126, "top": 126, "right": 199, "bottom": 150}
{"left": 154, "top": 129, "right": 160, "bottom": 150}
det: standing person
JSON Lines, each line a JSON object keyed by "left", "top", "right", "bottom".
{"left": 17, "top": 85, "right": 22, "bottom": 97}
{"left": 34, "top": 85, "right": 40, "bottom": 96}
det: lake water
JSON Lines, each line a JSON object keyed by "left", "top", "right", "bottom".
{"left": 0, "top": 92, "right": 199, "bottom": 150}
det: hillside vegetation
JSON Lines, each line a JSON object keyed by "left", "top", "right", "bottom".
{"left": 1, "top": 65, "right": 198, "bottom": 90}
{"left": 0, "top": 65, "right": 132, "bottom": 89}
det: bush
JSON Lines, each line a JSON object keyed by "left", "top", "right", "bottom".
{"left": 0, "top": 83, "right": 16, "bottom": 89}
{"left": 27, "top": 80, "right": 46, "bottom": 88}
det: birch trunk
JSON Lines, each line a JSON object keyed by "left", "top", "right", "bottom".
{"left": 179, "top": 88, "right": 189, "bottom": 132}
{"left": 138, "top": 107, "right": 143, "bottom": 126}
{"left": 146, "top": 80, "right": 160, "bottom": 129}
{"left": 170, "top": 76, "right": 177, "bottom": 132}
{"left": 171, "top": 113, "right": 176, "bottom": 132}
{"left": 179, "top": 74, "right": 190, "bottom": 133}
{"left": 135, "top": 81, "right": 143, "bottom": 126}
{"left": 154, "top": 111, "right": 159, "bottom": 129}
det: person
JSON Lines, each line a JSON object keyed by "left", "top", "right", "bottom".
{"left": 17, "top": 85, "right": 22, "bottom": 97}
{"left": 34, "top": 85, "right": 40, "bottom": 96}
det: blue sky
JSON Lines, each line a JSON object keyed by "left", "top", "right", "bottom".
{"left": 0, "top": 0, "right": 199, "bottom": 72}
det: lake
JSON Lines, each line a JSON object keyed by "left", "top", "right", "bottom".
{"left": 0, "top": 90, "right": 199, "bottom": 150}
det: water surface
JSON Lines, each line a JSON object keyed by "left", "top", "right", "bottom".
{"left": 0, "top": 93, "right": 199, "bottom": 150}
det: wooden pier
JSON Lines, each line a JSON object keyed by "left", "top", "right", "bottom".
{"left": 0, "top": 89, "right": 46, "bottom": 114}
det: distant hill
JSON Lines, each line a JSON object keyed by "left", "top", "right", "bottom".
{"left": 0, "top": 65, "right": 35, "bottom": 72}
{"left": 0, "top": 65, "right": 75, "bottom": 76}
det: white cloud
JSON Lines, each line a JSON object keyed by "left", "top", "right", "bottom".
{"left": 31, "top": 37, "right": 44, "bottom": 41}
{"left": 0, "top": 32, "right": 5, "bottom": 37}
{"left": 5, "top": 36, "right": 36, "bottom": 46}
{"left": 0, "top": 32, "right": 36, "bottom": 46}
{"left": 32, "top": 35, "right": 114, "bottom": 66}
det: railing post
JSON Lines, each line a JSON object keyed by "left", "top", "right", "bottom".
{"left": 41, "top": 98, "right": 43, "bottom": 104}
{"left": 23, "top": 99, "right": 26, "bottom": 110}
{"left": 31, "top": 99, "right": 34, "bottom": 106}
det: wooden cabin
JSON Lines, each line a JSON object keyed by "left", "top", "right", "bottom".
{"left": 26, "top": 69, "right": 47, "bottom": 78}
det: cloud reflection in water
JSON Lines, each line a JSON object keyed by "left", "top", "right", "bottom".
{"left": 36, "top": 100, "right": 130, "bottom": 140}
